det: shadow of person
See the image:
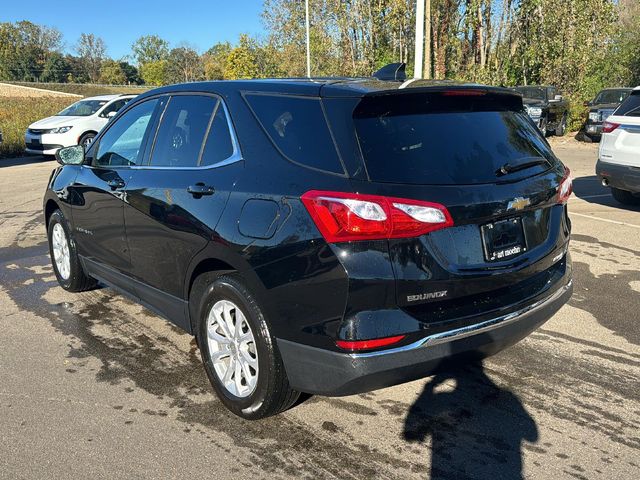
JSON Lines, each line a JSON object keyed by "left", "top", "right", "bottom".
{"left": 403, "top": 359, "right": 538, "bottom": 480}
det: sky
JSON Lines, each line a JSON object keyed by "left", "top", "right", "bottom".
{"left": 2, "top": 0, "right": 266, "bottom": 59}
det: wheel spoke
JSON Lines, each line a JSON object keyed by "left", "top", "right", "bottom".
{"left": 208, "top": 324, "right": 231, "bottom": 344}
{"left": 240, "top": 348, "right": 257, "bottom": 368}
{"left": 234, "top": 358, "right": 243, "bottom": 394}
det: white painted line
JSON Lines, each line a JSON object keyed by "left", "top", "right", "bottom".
{"left": 569, "top": 194, "right": 611, "bottom": 200}
{"left": 571, "top": 212, "right": 640, "bottom": 229}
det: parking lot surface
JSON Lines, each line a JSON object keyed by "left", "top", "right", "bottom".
{"left": 1, "top": 141, "right": 638, "bottom": 479}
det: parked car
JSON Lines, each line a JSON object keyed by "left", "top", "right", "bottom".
{"left": 514, "top": 86, "right": 569, "bottom": 136}
{"left": 596, "top": 86, "right": 640, "bottom": 205}
{"left": 44, "top": 71, "right": 573, "bottom": 419}
{"left": 25, "top": 94, "right": 136, "bottom": 156}
{"left": 584, "top": 88, "right": 633, "bottom": 141}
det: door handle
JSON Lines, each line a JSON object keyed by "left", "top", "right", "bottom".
{"left": 187, "top": 183, "right": 215, "bottom": 197}
{"left": 107, "top": 179, "right": 125, "bottom": 190}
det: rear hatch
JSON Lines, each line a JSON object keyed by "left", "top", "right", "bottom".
{"left": 600, "top": 90, "right": 640, "bottom": 168}
{"left": 350, "top": 88, "right": 571, "bottom": 330}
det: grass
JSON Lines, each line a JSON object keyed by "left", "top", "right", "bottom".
{"left": 8, "top": 82, "right": 149, "bottom": 97}
{"left": 0, "top": 96, "right": 78, "bottom": 158}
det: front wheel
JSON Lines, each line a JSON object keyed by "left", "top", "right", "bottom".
{"left": 194, "top": 273, "right": 300, "bottom": 419}
{"left": 47, "top": 209, "right": 96, "bottom": 291}
{"left": 554, "top": 114, "right": 567, "bottom": 137}
{"left": 611, "top": 187, "right": 640, "bottom": 206}
{"left": 79, "top": 132, "right": 95, "bottom": 150}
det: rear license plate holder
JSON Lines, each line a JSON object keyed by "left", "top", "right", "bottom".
{"left": 481, "top": 217, "right": 527, "bottom": 262}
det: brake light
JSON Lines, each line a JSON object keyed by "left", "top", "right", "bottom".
{"left": 557, "top": 169, "right": 573, "bottom": 204}
{"left": 301, "top": 190, "right": 454, "bottom": 242}
{"left": 441, "top": 89, "right": 486, "bottom": 96}
{"left": 602, "top": 121, "right": 620, "bottom": 133}
{"left": 336, "top": 335, "right": 406, "bottom": 352}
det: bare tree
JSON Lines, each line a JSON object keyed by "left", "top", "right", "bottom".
{"left": 76, "top": 33, "right": 106, "bottom": 83}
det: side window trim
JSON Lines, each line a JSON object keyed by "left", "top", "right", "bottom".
{"left": 197, "top": 99, "right": 221, "bottom": 166}
{"left": 136, "top": 92, "right": 242, "bottom": 171}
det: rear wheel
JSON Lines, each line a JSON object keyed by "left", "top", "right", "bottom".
{"left": 194, "top": 273, "right": 300, "bottom": 419}
{"left": 47, "top": 209, "right": 96, "bottom": 291}
{"left": 611, "top": 187, "right": 640, "bottom": 206}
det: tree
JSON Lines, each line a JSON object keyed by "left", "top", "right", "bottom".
{"left": 99, "top": 59, "right": 127, "bottom": 84}
{"left": 223, "top": 34, "right": 259, "bottom": 79}
{"left": 76, "top": 33, "right": 106, "bottom": 83}
{"left": 119, "top": 61, "right": 141, "bottom": 84}
{"left": 41, "top": 52, "right": 69, "bottom": 82}
{"left": 131, "top": 35, "right": 169, "bottom": 65}
{"left": 165, "top": 46, "right": 203, "bottom": 84}
{"left": 140, "top": 59, "right": 168, "bottom": 85}
{"left": 203, "top": 42, "right": 232, "bottom": 80}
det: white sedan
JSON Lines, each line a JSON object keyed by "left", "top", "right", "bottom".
{"left": 25, "top": 94, "right": 136, "bottom": 156}
{"left": 596, "top": 86, "right": 640, "bottom": 205}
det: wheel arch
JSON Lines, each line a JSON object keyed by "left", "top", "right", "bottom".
{"left": 44, "top": 198, "right": 60, "bottom": 227}
{"left": 78, "top": 130, "right": 98, "bottom": 144}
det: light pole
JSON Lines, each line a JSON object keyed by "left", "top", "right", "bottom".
{"left": 414, "top": 0, "right": 424, "bottom": 79}
{"left": 305, "top": 0, "right": 311, "bottom": 77}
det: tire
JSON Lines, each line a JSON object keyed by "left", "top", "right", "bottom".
{"left": 611, "top": 187, "right": 640, "bottom": 206}
{"left": 79, "top": 132, "right": 95, "bottom": 150}
{"left": 47, "top": 209, "right": 96, "bottom": 292}
{"left": 554, "top": 114, "right": 567, "bottom": 137}
{"left": 193, "top": 273, "right": 300, "bottom": 419}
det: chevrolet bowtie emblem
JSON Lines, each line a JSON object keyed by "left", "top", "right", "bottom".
{"left": 508, "top": 197, "right": 530, "bottom": 211}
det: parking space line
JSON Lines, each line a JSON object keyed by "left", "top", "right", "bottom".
{"left": 571, "top": 212, "right": 640, "bottom": 229}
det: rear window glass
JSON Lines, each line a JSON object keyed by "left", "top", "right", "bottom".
{"left": 615, "top": 92, "right": 640, "bottom": 117}
{"left": 354, "top": 93, "right": 557, "bottom": 185}
{"left": 245, "top": 94, "right": 344, "bottom": 174}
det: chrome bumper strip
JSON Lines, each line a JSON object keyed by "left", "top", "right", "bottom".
{"left": 350, "top": 280, "right": 572, "bottom": 359}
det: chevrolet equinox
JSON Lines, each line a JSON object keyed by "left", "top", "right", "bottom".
{"left": 44, "top": 66, "right": 573, "bottom": 419}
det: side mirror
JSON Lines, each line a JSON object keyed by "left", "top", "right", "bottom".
{"left": 107, "top": 111, "right": 117, "bottom": 118}
{"left": 56, "top": 145, "right": 85, "bottom": 165}
{"left": 554, "top": 94, "right": 563, "bottom": 102}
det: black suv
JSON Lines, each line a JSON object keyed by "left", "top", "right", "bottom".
{"left": 44, "top": 72, "right": 573, "bottom": 419}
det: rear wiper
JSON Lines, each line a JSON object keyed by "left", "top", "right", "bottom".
{"left": 496, "top": 157, "right": 551, "bottom": 176}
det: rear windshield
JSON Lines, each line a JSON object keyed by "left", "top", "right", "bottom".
{"left": 594, "top": 89, "right": 630, "bottom": 104}
{"left": 354, "top": 92, "right": 558, "bottom": 185}
{"left": 614, "top": 92, "right": 640, "bottom": 117}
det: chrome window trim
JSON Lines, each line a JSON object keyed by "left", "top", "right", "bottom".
{"left": 348, "top": 280, "right": 572, "bottom": 359}
{"left": 136, "top": 93, "right": 242, "bottom": 171}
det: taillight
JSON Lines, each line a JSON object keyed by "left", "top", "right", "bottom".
{"left": 336, "top": 335, "right": 406, "bottom": 352}
{"left": 301, "top": 190, "right": 454, "bottom": 242}
{"left": 557, "top": 169, "right": 573, "bottom": 204}
{"left": 602, "top": 121, "right": 620, "bottom": 133}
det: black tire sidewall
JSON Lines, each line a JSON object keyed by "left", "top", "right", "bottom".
{"left": 197, "top": 275, "right": 280, "bottom": 418}
{"left": 47, "top": 210, "right": 86, "bottom": 290}
{"left": 79, "top": 133, "right": 95, "bottom": 149}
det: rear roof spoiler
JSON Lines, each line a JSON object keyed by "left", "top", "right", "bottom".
{"left": 372, "top": 63, "right": 406, "bottom": 82}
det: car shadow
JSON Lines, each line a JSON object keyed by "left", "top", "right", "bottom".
{"left": 403, "top": 359, "right": 538, "bottom": 480}
{"left": 0, "top": 154, "right": 51, "bottom": 168}
{"left": 572, "top": 175, "right": 640, "bottom": 211}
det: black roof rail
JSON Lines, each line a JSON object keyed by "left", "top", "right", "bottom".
{"left": 372, "top": 63, "right": 406, "bottom": 82}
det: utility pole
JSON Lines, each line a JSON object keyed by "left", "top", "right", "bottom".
{"left": 414, "top": 0, "right": 425, "bottom": 79}
{"left": 305, "top": 0, "right": 311, "bottom": 78}
{"left": 424, "top": 0, "right": 431, "bottom": 79}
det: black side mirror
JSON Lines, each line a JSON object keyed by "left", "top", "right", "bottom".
{"left": 55, "top": 145, "right": 85, "bottom": 165}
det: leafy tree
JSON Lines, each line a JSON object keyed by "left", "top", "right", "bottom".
{"left": 165, "top": 46, "right": 203, "bottom": 84}
{"left": 203, "top": 42, "right": 232, "bottom": 80}
{"left": 99, "top": 59, "right": 127, "bottom": 84}
{"left": 131, "top": 35, "right": 170, "bottom": 65}
{"left": 76, "top": 33, "right": 106, "bottom": 83}
{"left": 140, "top": 59, "right": 168, "bottom": 85}
{"left": 119, "top": 61, "right": 141, "bottom": 84}
{"left": 223, "top": 35, "right": 259, "bottom": 79}
{"left": 41, "top": 52, "right": 69, "bottom": 82}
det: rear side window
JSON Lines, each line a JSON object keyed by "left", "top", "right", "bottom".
{"left": 151, "top": 95, "right": 216, "bottom": 168}
{"left": 245, "top": 94, "right": 344, "bottom": 174}
{"left": 201, "top": 103, "right": 235, "bottom": 166}
{"left": 354, "top": 92, "right": 558, "bottom": 185}
{"left": 615, "top": 92, "right": 640, "bottom": 117}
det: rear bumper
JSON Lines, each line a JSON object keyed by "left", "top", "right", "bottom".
{"left": 596, "top": 159, "right": 640, "bottom": 193}
{"left": 278, "top": 280, "right": 572, "bottom": 396}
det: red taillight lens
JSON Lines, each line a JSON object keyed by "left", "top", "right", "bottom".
{"left": 301, "top": 190, "right": 454, "bottom": 242}
{"left": 336, "top": 335, "right": 406, "bottom": 351}
{"left": 557, "top": 168, "right": 573, "bottom": 204}
{"left": 602, "top": 121, "right": 620, "bottom": 134}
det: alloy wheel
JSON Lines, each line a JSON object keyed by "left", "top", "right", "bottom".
{"left": 51, "top": 223, "right": 71, "bottom": 280}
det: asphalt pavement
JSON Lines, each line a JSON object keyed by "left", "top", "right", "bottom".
{"left": 0, "top": 141, "right": 638, "bottom": 480}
